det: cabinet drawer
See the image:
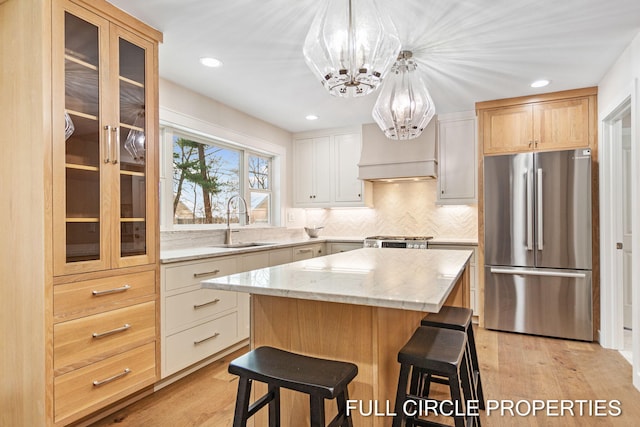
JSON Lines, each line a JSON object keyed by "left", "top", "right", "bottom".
{"left": 54, "top": 301, "right": 156, "bottom": 375}
{"left": 165, "top": 288, "right": 237, "bottom": 333}
{"left": 164, "top": 312, "right": 239, "bottom": 376}
{"left": 54, "top": 342, "right": 156, "bottom": 426}
{"left": 54, "top": 270, "right": 155, "bottom": 322}
{"left": 164, "top": 257, "right": 238, "bottom": 291}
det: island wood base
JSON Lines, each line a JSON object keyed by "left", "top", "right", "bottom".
{"left": 249, "top": 265, "right": 469, "bottom": 427}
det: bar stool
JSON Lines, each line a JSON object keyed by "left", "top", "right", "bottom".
{"left": 392, "top": 326, "right": 477, "bottom": 427}
{"left": 228, "top": 346, "right": 358, "bottom": 427}
{"left": 421, "top": 306, "right": 485, "bottom": 410}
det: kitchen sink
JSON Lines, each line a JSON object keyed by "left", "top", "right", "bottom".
{"left": 210, "top": 242, "right": 274, "bottom": 249}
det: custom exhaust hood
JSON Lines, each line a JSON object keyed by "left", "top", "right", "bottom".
{"left": 358, "top": 120, "right": 437, "bottom": 181}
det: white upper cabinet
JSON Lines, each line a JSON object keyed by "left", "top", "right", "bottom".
{"left": 436, "top": 111, "right": 478, "bottom": 204}
{"left": 294, "top": 136, "right": 331, "bottom": 204}
{"left": 293, "top": 128, "right": 372, "bottom": 207}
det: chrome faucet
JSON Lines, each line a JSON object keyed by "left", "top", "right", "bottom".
{"left": 225, "top": 195, "right": 250, "bottom": 245}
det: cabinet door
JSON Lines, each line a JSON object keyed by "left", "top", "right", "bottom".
{"left": 293, "top": 137, "right": 331, "bottom": 205}
{"left": 294, "top": 138, "right": 315, "bottom": 204}
{"left": 111, "top": 26, "right": 157, "bottom": 268}
{"left": 334, "top": 133, "right": 364, "bottom": 202}
{"left": 53, "top": 3, "right": 157, "bottom": 276}
{"left": 533, "top": 97, "right": 590, "bottom": 151}
{"left": 53, "top": 4, "right": 112, "bottom": 275}
{"left": 437, "top": 117, "right": 477, "bottom": 203}
{"left": 481, "top": 105, "right": 533, "bottom": 155}
{"left": 312, "top": 137, "right": 331, "bottom": 203}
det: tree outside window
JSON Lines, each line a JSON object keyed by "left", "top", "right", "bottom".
{"left": 170, "top": 132, "right": 273, "bottom": 226}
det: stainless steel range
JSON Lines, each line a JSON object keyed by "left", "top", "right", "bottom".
{"left": 363, "top": 236, "right": 433, "bottom": 249}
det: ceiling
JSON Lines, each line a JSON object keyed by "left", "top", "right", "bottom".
{"left": 108, "top": 0, "right": 640, "bottom": 134}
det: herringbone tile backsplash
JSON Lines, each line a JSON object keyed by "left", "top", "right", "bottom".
{"left": 304, "top": 181, "right": 478, "bottom": 239}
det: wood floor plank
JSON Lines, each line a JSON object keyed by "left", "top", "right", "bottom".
{"left": 87, "top": 328, "right": 640, "bottom": 427}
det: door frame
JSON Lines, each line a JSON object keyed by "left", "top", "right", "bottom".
{"left": 599, "top": 79, "right": 640, "bottom": 390}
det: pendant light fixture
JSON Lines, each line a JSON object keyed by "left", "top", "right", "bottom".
{"left": 303, "top": 0, "right": 401, "bottom": 97}
{"left": 372, "top": 50, "right": 436, "bottom": 140}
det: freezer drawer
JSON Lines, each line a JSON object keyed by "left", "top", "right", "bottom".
{"left": 484, "top": 266, "right": 592, "bottom": 341}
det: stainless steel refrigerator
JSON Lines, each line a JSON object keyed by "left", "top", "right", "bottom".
{"left": 483, "top": 148, "right": 593, "bottom": 341}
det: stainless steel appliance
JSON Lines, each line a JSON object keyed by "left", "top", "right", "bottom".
{"left": 364, "top": 236, "right": 433, "bottom": 249}
{"left": 484, "top": 148, "right": 593, "bottom": 341}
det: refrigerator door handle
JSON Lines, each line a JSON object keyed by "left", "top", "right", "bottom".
{"left": 537, "top": 168, "right": 544, "bottom": 250}
{"left": 490, "top": 267, "right": 586, "bottom": 279}
{"left": 526, "top": 169, "right": 533, "bottom": 250}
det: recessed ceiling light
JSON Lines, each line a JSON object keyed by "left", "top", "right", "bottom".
{"left": 200, "top": 57, "right": 223, "bottom": 68}
{"left": 305, "top": 115, "right": 319, "bottom": 121}
{"left": 530, "top": 79, "right": 550, "bottom": 88}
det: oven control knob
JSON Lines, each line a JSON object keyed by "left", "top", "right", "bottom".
{"left": 420, "top": 244, "right": 426, "bottom": 249}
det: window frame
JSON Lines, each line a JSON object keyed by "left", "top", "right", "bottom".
{"left": 160, "top": 123, "right": 277, "bottom": 230}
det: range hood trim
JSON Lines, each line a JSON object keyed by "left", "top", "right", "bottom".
{"left": 358, "top": 159, "right": 438, "bottom": 181}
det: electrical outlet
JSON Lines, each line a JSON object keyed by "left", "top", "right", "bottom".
{"left": 287, "top": 211, "right": 295, "bottom": 222}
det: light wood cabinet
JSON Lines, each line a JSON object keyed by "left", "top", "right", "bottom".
{"left": 480, "top": 90, "right": 595, "bottom": 155}
{"left": 475, "top": 87, "right": 599, "bottom": 331}
{"left": 53, "top": 0, "right": 158, "bottom": 276}
{"left": 0, "top": 1, "right": 163, "bottom": 425}
{"left": 436, "top": 111, "right": 477, "bottom": 204}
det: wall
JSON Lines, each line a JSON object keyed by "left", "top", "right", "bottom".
{"left": 158, "top": 78, "right": 293, "bottom": 227}
{"left": 597, "top": 30, "right": 640, "bottom": 390}
{"left": 304, "top": 181, "right": 478, "bottom": 239}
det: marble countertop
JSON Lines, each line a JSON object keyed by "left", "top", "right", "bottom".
{"left": 201, "top": 247, "right": 472, "bottom": 312}
{"left": 160, "top": 236, "right": 364, "bottom": 264}
{"left": 161, "top": 235, "right": 478, "bottom": 263}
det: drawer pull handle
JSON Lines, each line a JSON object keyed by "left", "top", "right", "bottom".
{"left": 92, "top": 324, "right": 131, "bottom": 339}
{"left": 297, "top": 249, "right": 313, "bottom": 253}
{"left": 193, "top": 298, "right": 221, "bottom": 309}
{"left": 93, "top": 368, "right": 131, "bottom": 387}
{"left": 194, "top": 332, "right": 220, "bottom": 345}
{"left": 92, "top": 284, "right": 131, "bottom": 296}
{"left": 193, "top": 269, "right": 221, "bottom": 279}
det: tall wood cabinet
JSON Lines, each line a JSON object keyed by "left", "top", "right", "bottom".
{"left": 475, "top": 87, "right": 599, "bottom": 337}
{"left": 0, "top": 1, "right": 162, "bottom": 425}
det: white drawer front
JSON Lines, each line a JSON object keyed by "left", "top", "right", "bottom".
{"left": 165, "top": 288, "right": 237, "bottom": 333}
{"left": 164, "top": 312, "right": 239, "bottom": 376}
{"left": 164, "top": 257, "right": 238, "bottom": 291}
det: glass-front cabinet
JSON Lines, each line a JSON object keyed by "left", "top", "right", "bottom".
{"left": 53, "top": 1, "right": 157, "bottom": 276}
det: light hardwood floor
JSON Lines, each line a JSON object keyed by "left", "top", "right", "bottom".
{"left": 88, "top": 327, "right": 640, "bottom": 426}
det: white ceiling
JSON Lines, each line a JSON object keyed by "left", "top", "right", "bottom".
{"left": 108, "top": 0, "right": 640, "bottom": 133}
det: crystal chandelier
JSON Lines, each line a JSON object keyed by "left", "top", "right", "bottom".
{"left": 372, "top": 51, "right": 436, "bottom": 140}
{"left": 303, "top": 0, "right": 401, "bottom": 97}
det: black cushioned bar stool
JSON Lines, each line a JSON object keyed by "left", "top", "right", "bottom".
{"left": 421, "top": 306, "right": 485, "bottom": 410}
{"left": 228, "top": 346, "right": 358, "bottom": 427}
{"left": 392, "top": 326, "right": 477, "bottom": 427}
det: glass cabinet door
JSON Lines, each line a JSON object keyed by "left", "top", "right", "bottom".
{"left": 54, "top": 2, "right": 156, "bottom": 275}
{"left": 113, "top": 27, "right": 156, "bottom": 268}
{"left": 54, "top": 6, "right": 111, "bottom": 275}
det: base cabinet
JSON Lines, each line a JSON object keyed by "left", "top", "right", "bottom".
{"left": 161, "top": 255, "right": 246, "bottom": 377}
{"left": 327, "top": 242, "right": 363, "bottom": 254}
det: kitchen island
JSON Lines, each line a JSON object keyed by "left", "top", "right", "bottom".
{"left": 202, "top": 248, "right": 472, "bottom": 427}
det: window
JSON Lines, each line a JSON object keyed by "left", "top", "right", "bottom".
{"left": 248, "top": 154, "right": 271, "bottom": 224}
{"left": 168, "top": 130, "right": 273, "bottom": 226}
